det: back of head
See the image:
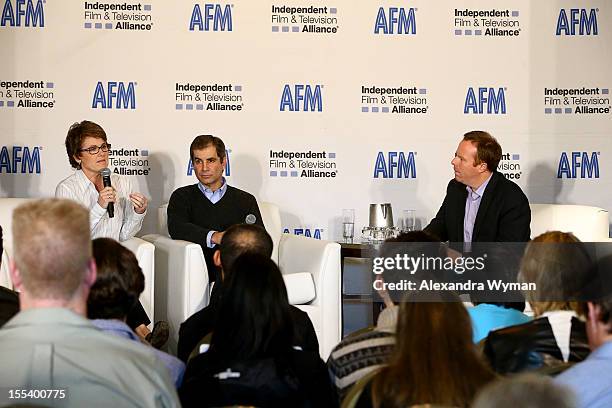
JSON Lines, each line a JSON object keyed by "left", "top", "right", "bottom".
{"left": 12, "top": 199, "right": 91, "bottom": 301}
{"left": 463, "top": 130, "right": 502, "bottom": 172}
{"left": 372, "top": 291, "right": 494, "bottom": 407}
{"left": 88, "top": 238, "right": 145, "bottom": 320}
{"left": 473, "top": 374, "right": 575, "bottom": 408}
{"left": 377, "top": 230, "right": 440, "bottom": 286}
{"left": 220, "top": 224, "right": 273, "bottom": 274}
{"left": 520, "top": 231, "right": 592, "bottom": 316}
{"left": 211, "top": 253, "right": 293, "bottom": 359}
{"left": 579, "top": 254, "right": 612, "bottom": 330}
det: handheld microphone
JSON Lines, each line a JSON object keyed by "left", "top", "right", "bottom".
{"left": 100, "top": 168, "right": 114, "bottom": 218}
{"left": 245, "top": 214, "right": 256, "bottom": 224}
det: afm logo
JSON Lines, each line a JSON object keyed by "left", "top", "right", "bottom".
{"left": 279, "top": 85, "right": 323, "bottom": 112}
{"left": 374, "top": 7, "right": 416, "bottom": 34}
{"left": 557, "top": 152, "right": 600, "bottom": 179}
{"left": 187, "top": 149, "right": 231, "bottom": 176}
{"left": 373, "top": 151, "right": 416, "bottom": 178}
{"left": 464, "top": 87, "right": 507, "bottom": 114}
{"left": 283, "top": 228, "right": 322, "bottom": 240}
{"left": 92, "top": 82, "right": 136, "bottom": 110}
{"left": 1, "top": 0, "right": 44, "bottom": 27}
{"left": 189, "top": 4, "right": 232, "bottom": 31}
{"left": 556, "top": 9, "right": 598, "bottom": 36}
{"left": 0, "top": 146, "right": 41, "bottom": 174}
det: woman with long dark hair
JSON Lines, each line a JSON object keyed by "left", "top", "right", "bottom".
{"left": 356, "top": 293, "right": 496, "bottom": 407}
{"left": 180, "top": 253, "right": 336, "bottom": 407}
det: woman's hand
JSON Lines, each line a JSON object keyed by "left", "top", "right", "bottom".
{"left": 130, "top": 193, "right": 148, "bottom": 214}
{"left": 97, "top": 186, "right": 116, "bottom": 209}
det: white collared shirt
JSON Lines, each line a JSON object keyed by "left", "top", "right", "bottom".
{"left": 55, "top": 169, "right": 145, "bottom": 241}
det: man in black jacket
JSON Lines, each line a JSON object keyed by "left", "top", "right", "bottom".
{"left": 424, "top": 131, "right": 530, "bottom": 243}
{"left": 177, "top": 224, "right": 319, "bottom": 362}
{"left": 168, "top": 135, "right": 264, "bottom": 281}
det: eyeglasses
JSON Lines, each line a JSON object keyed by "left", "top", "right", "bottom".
{"left": 79, "top": 143, "right": 111, "bottom": 155}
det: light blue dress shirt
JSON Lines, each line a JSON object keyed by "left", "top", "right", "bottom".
{"left": 91, "top": 319, "right": 185, "bottom": 388}
{"left": 463, "top": 173, "right": 492, "bottom": 243}
{"left": 555, "top": 341, "right": 612, "bottom": 408}
{"left": 197, "top": 177, "right": 228, "bottom": 248}
{"left": 468, "top": 303, "right": 531, "bottom": 343}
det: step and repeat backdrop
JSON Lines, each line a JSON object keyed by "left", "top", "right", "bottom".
{"left": 1, "top": 0, "right": 610, "bottom": 240}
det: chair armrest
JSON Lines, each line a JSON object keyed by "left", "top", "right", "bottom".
{"left": 141, "top": 234, "right": 210, "bottom": 354}
{"left": 122, "top": 237, "right": 155, "bottom": 323}
{"left": 278, "top": 234, "right": 341, "bottom": 307}
{"left": 278, "top": 233, "right": 341, "bottom": 358}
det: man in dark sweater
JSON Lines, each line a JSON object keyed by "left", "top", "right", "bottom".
{"left": 177, "top": 224, "right": 319, "bottom": 362}
{"left": 168, "top": 135, "right": 264, "bottom": 282}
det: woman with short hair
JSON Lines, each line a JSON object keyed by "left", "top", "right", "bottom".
{"left": 55, "top": 120, "right": 158, "bottom": 342}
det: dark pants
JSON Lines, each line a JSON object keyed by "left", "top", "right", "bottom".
{"left": 126, "top": 300, "right": 151, "bottom": 329}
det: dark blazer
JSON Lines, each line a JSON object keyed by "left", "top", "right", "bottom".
{"left": 424, "top": 171, "right": 531, "bottom": 242}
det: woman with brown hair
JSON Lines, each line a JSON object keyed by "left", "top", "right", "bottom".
{"left": 354, "top": 292, "right": 496, "bottom": 408}
{"left": 483, "top": 231, "right": 592, "bottom": 374}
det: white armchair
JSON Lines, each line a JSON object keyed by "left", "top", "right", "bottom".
{"left": 530, "top": 203, "right": 610, "bottom": 241}
{"left": 261, "top": 202, "right": 342, "bottom": 360}
{"left": 0, "top": 198, "right": 155, "bottom": 322}
{"left": 144, "top": 202, "right": 342, "bottom": 359}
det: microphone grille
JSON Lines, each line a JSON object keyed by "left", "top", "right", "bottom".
{"left": 245, "top": 214, "right": 256, "bottom": 224}
{"left": 100, "top": 168, "right": 112, "bottom": 177}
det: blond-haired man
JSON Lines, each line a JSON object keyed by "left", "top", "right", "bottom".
{"left": 0, "top": 199, "right": 179, "bottom": 407}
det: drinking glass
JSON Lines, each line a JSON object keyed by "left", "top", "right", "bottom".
{"left": 402, "top": 209, "right": 416, "bottom": 232}
{"left": 342, "top": 209, "right": 355, "bottom": 243}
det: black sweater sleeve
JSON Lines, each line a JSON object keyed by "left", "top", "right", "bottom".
{"left": 167, "top": 187, "right": 209, "bottom": 247}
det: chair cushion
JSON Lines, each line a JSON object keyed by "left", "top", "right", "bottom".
{"left": 283, "top": 272, "right": 315, "bottom": 305}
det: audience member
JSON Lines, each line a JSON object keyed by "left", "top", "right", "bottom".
{"left": 469, "top": 300, "right": 531, "bottom": 343}
{"left": 473, "top": 374, "right": 576, "bottom": 408}
{"left": 354, "top": 292, "right": 496, "bottom": 407}
{"left": 468, "top": 247, "right": 531, "bottom": 343}
{"left": 483, "top": 231, "right": 591, "bottom": 374}
{"left": 179, "top": 253, "right": 336, "bottom": 407}
{"left": 327, "top": 231, "right": 439, "bottom": 403}
{"left": 89, "top": 237, "right": 185, "bottom": 387}
{"left": 0, "top": 225, "right": 19, "bottom": 327}
{"left": 555, "top": 254, "right": 612, "bottom": 407}
{"left": 0, "top": 199, "right": 179, "bottom": 407}
{"left": 177, "top": 224, "right": 318, "bottom": 362}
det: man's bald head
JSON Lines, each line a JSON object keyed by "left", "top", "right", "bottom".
{"left": 219, "top": 224, "right": 273, "bottom": 275}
